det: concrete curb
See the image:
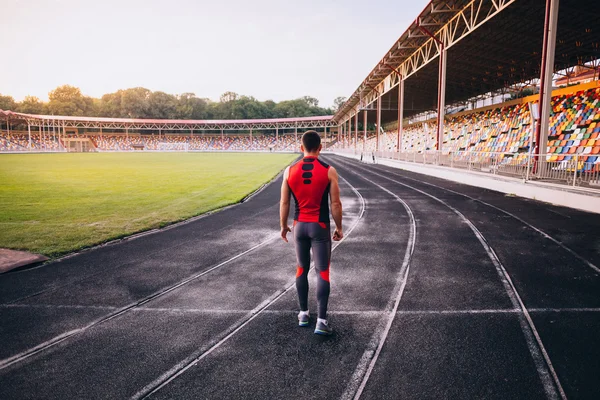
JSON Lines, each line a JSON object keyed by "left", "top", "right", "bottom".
{"left": 329, "top": 152, "right": 600, "bottom": 214}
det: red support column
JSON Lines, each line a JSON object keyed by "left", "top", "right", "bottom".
{"left": 533, "top": 0, "right": 560, "bottom": 175}
{"left": 436, "top": 47, "right": 447, "bottom": 151}
{"left": 27, "top": 122, "right": 32, "bottom": 150}
{"left": 417, "top": 20, "right": 446, "bottom": 152}
{"left": 398, "top": 78, "right": 404, "bottom": 152}
{"left": 363, "top": 109, "right": 368, "bottom": 153}
{"left": 354, "top": 112, "right": 358, "bottom": 152}
{"left": 376, "top": 95, "right": 381, "bottom": 152}
{"left": 347, "top": 119, "right": 351, "bottom": 148}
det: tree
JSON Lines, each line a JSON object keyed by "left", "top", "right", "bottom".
{"left": 99, "top": 92, "right": 122, "bottom": 117}
{"left": 177, "top": 93, "right": 209, "bottom": 119}
{"left": 220, "top": 91, "right": 239, "bottom": 103}
{"left": 301, "top": 96, "right": 319, "bottom": 107}
{"left": 0, "top": 94, "right": 16, "bottom": 111}
{"left": 47, "top": 85, "right": 93, "bottom": 116}
{"left": 120, "top": 87, "right": 151, "bottom": 118}
{"left": 17, "top": 96, "right": 44, "bottom": 114}
{"left": 1, "top": 86, "right": 335, "bottom": 120}
{"left": 333, "top": 96, "right": 347, "bottom": 112}
{"left": 147, "top": 91, "right": 178, "bottom": 119}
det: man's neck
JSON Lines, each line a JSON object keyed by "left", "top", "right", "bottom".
{"left": 303, "top": 153, "right": 319, "bottom": 158}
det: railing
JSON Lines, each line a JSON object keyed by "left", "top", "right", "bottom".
{"left": 328, "top": 148, "right": 600, "bottom": 189}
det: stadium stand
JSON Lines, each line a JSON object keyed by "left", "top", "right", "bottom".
{"left": 0, "top": 131, "right": 301, "bottom": 152}
{"left": 346, "top": 86, "right": 599, "bottom": 165}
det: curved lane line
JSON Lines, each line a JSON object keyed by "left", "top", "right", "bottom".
{"left": 335, "top": 157, "right": 565, "bottom": 400}
{"left": 369, "top": 159, "right": 599, "bottom": 274}
{"left": 334, "top": 164, "right": 416, "bottom": 400}
{"left": 132, "top": 176, "right": 366, "bottom": 400}
{"left": 0, "top": 235, "right": 279, "bottom": 370}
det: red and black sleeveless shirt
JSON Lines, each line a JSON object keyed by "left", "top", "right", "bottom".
{"left": 287, "top": 156, "right": 331, "bottom": 223}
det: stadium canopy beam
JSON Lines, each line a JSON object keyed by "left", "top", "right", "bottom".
{"left": 534, "top": 0, "right": 560, "bottom": 174}
{"left": 334, "top": 0, "right": 519, "bottom": 122}
{"left": 0, "top": 111, "right": 337, "bottom": 132}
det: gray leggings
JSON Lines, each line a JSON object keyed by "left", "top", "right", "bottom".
{"left": 293, "top": 221, "right": 332, "bottom": 319}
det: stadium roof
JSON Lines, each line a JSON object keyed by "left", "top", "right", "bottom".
{"left": 0, "top": 110, "right": 336, "bottom": 131}
{"left": 335, "top": 0, "right": 600, "bottom": 124}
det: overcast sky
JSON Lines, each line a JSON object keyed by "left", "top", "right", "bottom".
{"left": 0, "top": 0, "right": 428, "bottom": 108}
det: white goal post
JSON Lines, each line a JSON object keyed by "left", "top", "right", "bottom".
{"left": 157, "top": 142, "right": 189, "bottom": 152}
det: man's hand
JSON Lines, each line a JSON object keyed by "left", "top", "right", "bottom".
{"left": 333, "top": 227, "right": 343, "bottom": 241}
{"left": 281, "top": 226, "right": 292, "bottom": 242}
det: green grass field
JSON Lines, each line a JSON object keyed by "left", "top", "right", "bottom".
{"left": 0, "top": 152, "right": 296, "bottom": 257}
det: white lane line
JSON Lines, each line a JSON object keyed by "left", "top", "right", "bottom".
{"left": 132, "top": 176, "right": 367, "bottom": 400}
{"left": 4, "top": 202, "right": 280, "bottom": 304}
{"left": 0, "top": 304, "right": 119, "bottom": 311}
{"left": 343, "top": 159, "right": 565, "bottom": 400}
{"left": 0, "top": 235, "right": 278, "bottom": 371}
{"left": 371, "top": 162, "right": 599, "bottom": 274}
{"left": 339, "top": 172, "right": 416, "bottom": 400}
{"left": 127, "top": 307, "right": 600, "bottom": 315}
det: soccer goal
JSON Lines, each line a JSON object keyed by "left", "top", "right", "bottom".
{"left": 157, "top": 142, "right": 189, "bottom": 152}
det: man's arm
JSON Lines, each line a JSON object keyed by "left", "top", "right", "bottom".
{"left": 280, "top": 167, "right": 292, "bottom": 242}
{"left": 328, "top": 167, "right": 343, "bottom": 241}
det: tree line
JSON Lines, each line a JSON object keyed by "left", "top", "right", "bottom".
{"left": 0, "top": 85, "right": 347, "bottom": 120}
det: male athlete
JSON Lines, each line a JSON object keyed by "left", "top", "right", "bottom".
{"left": 280, "top": 130, "right": 343, "bottom": 336}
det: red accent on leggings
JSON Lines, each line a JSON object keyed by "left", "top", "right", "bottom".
{"left": 319, "top": 269, "right": 330, "bottom": 282}
{"left": 296, "top": 266, "right": 304, "bottom": 278}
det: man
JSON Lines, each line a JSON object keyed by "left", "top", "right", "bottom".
{"left": 280, "top": 130, "right": 343, "bottom": 336}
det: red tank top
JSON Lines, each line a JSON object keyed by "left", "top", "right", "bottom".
{"left": 287, "top": 156, "right": 331, "bottom": 223}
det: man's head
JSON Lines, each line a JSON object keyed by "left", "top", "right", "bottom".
{"left": 301, "top": 131, "right": 322, "bottom": 155}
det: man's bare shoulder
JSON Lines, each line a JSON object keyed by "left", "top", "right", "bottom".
{"left": 328, "top": 166, "right": 338, "bottom": 179}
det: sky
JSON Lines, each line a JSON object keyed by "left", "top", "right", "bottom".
{"left": 0, "top": 0, "right": 429, "bottom": 108}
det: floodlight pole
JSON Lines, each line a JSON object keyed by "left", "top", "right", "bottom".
{"left": 533, "top": 0, "right": 560, "bottom": 175}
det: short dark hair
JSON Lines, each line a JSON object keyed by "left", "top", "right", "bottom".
{"left": 301, "top": 131, "right": 321, "bottom": 152}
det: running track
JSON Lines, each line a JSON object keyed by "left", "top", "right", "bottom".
{"left": 1, "top": 154, "right": 599, "bottom": 400}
